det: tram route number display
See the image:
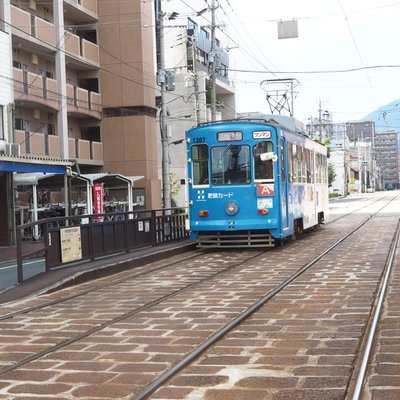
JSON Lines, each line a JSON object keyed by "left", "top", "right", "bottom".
{"left": 60, "top": 226, "right": 82, "bottom": 263}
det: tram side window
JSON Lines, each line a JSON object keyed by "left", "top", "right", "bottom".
{"left": 305, "top": 148, "right": 313, "bottom": 183}
{"left": 322, "top": 154, "right": 327, "bottom": 183}
{"left": 280, "top": 138, "right": 286, "bottom": 183}
{"left": 316, "top": 153, "right": 328, "bottom": 184}
{"left": 191, "top": 144, "right": 209, "bottom": 185}
{"left": 315, "top": 153, "right": 320, "bottom": 183}
{"left": 290, "top": 143, "right": 297, "bottom": 182}
{"left": 296, "top": 146, "right": 303, "bottom": 183}
{"left": 254, "top": 140, "right": 274, "bottom": 181}
{"left": 310, "top": 150, "right": 315, "bottom": 183}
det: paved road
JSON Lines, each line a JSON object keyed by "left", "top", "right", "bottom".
{"left": 0, "top": 258, "right": 45, "bottom": 292}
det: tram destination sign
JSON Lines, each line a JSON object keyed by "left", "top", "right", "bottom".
{"left": 253, "top": 131, "right": 271, "bottom": 139}
{"left": 60, "top": 226, "right": 82, "bottom": 263}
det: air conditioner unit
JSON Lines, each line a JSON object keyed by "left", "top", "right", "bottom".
{"left": 31, "top": 54, "right": 38, "bottom": 64}
{"left": 4, "top": 143, "right": 20, "bottom": 157}
{"left": 33, "top": 109, "right": 41, "bottom": 119}
{"left": 29, "top": 0, "right": 37, "bottom": 11}
{"left": 6, "top": 143, "right": 20, "bottom": 157}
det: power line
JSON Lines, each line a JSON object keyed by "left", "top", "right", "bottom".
{"left": 228, "top": 64, "right": 400, "bottom": 74}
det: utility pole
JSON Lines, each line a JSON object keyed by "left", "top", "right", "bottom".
{"left": 318, "top": 100, "right": 322, "bottom": 141}
{"left": 156, "top": 0, "right": 171, "bottom": 210}
{"left": 190, "top": 35, "right": 201, "bottom": 125}
{"left": 210, "top": 0, "right": 217, "bottom": 121}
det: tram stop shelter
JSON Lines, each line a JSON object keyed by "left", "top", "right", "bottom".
{"left": 14, "top": 172, "right": 144, "bottom": 229}
{"left": 0, "top": 154, "right": 73, "bottom": 246}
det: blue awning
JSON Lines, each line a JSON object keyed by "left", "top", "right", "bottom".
{"left": 0, "top": 153, "right": 74, "bottom": 174}
{"left": 0, "top": 160, "right": 67, "bottom": 173}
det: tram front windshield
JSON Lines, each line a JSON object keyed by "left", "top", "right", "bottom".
{"left": 211, "top": 145, "right": 251, "bottom": 185}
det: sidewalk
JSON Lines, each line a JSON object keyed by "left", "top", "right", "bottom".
{"left": 0, "top": 241, "right": 48, "bottom": 267}
{"left": 0, "top": 240, "right": 195, "bottom": 305}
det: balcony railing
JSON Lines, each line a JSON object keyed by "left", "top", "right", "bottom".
{"left": 13, "top": 68, "right": 59, "bottom": 111}
{"left": 66, "top": 83, "right": 102, "bottom": 119}
{"left": 11, "top": 5, "right": 56, "bottom": 48}
{"left": 64, "top": 30, "right": 99, "bottom": 65}
{"left": 15, "top": 130, "right": 103, "bottom": 164}
{"left": 11, "top": 5, "right": 99, "bottom": 66}
{"left": 13, "top": 68, "right": 101, "bottom": 119}
{"left": 64, "top": 0, "right": 98, "bottom": 17}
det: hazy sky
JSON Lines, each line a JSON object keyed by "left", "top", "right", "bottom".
{"left": 224, "top": 0, "right": 400, "bottom": 123}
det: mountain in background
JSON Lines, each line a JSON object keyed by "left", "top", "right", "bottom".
{"left": 362, "top": 99, "right": 400, "bottom": 131}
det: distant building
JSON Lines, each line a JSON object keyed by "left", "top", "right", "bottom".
{"left": 346, "top": 121, "right": 374, "bottom": 143}
{"left": 155, "top": 0, "right": 236, "bottom": 207}
{"left": 373, "top": 130, "right": 399, "bottom": 188}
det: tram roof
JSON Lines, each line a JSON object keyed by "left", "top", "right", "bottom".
{"left": 238, "top": 114, "right": 305, "bottom": 135}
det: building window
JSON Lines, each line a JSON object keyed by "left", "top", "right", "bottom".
{"left": 187, "top": 18, "right": 197, "bottom": 32}
{"left": 200, "top": 27, "right": 209, "bottom": 39}
{"left": 14, "top": 118, "right": 23, "bottom": 131}
{"left": 0, "top": 106, "right": 4, "bottom": 140}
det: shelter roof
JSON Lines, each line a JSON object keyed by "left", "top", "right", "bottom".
{"left": 14, "top": 173, "right": 144, "bottom": 189}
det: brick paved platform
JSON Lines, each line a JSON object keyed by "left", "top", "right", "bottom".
{"left": 0, "top": 240, "right": 194, "bottom": 304}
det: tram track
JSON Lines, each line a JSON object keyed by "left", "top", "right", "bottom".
{"left": 0, "top": 193, "right": 390, "bottom": 321}
{"left": 0, "top": 193, "right": 398, "bottom": 399}
{"left": 346, "top": 219, "right": 400, "bottom": 400}
{"left": 0, "top": 249, "right": 268, "bottom": 375}
{"left": 130, "top": 216, "right": 377, "bottom": 399}
{"left": 132, "top": 194, "right": 400, "bottom": 399}
{"left": 0, "top": 193, "right": 392, "bottom": 321}
{"left": 0, "top": 250, "right": 207, "bottom": 320}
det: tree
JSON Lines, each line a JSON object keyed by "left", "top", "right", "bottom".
{"left": 328, "top": 163, "right": 336, "bottom": 187}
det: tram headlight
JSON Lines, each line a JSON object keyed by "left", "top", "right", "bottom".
{"left": 225, "top": 201, "right": 239, "bottom": 215}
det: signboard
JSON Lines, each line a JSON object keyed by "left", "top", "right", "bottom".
{"left": 60, "top": 226, "right": 82, "bottom": 263}
{"left": 253, "top": 131, "right": 271, "bottom": 139}
{"left": 277, "top": 20, "right": 299, "bottom": 39}
{"left": 256, "top": 183, "right": 275, "bottom": 196}
{"left": 93, "top": 183, "right": 104, "bottom": 221}
{"left": 257, "top": 198, "right": 273, "bottom": 209}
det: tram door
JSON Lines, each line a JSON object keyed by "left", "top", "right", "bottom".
{"left": 280, "top": 137, "right": 289, "bottom": 230}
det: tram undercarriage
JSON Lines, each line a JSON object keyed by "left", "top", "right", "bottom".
{"left": 196, "top": 230, "right": 275, "bottom": 248}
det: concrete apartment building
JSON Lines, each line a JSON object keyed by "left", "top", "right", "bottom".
{"left": 0, "top": 0, "right": 161, "bottom": 244}
{"left": 374, "top": 130, "right": 399, "bottom": 188}
{"left": 155, "top": 0, "right": 236, "bottom": 206}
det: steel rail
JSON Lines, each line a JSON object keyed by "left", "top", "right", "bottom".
{"left": 0, "top": 250, "right": 204, "bottom": 321}
{"left": 351, "top": 218, "right": 400, "bottom": 400}
{"left": 0, "top": 250, "right": 265, "bottom": 375}
{"left": 131, "top": 214, "right": 375, "bottom": 400}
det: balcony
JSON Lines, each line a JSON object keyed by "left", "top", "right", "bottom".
{"left": 64, "top": 0, "right": 98, "bottom": 21}
{"left": 66, "top": 84, "right": 102, "bottom": 120}
{"left": 11, "top": 5, "right": 56, "bottom": 50}
{"left": 15, "top": 130, "right": 103, "bottom": 165}
{"left": 13, "top": 67, "right": 101, "bottom": 119}
{"left": 64, "top": 30, "right": 99, "bottom": 66}
{"left": 11, "top": 5, "right": 99, "bottom": 67}
{"left": 69, "top": 138, "right": 103, "bottom": 164}
{"left": 13, "top": 68, "right": 59, "bottom": 111}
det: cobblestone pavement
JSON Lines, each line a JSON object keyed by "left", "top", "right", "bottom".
{"left": 363, "top": 220, "right": 400, "bottom": 400}
{"left": 0, "top": 192, "right": 399, "bottom": 399}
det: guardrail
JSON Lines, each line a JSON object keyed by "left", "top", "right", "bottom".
{"left": 16, "top": 208, "right": 189, "bottom": 284}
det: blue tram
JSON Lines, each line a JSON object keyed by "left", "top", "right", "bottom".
{"left": 185, "top": 114, "right": 329, "bottom": 247}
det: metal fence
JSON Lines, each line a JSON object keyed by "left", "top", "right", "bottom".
{"left": 16, "top": 208, "right": 189, "bottom": 284}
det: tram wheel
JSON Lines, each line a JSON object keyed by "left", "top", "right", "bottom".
{"left": 294, "top": 219, "right": 303, "bottom": 236}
